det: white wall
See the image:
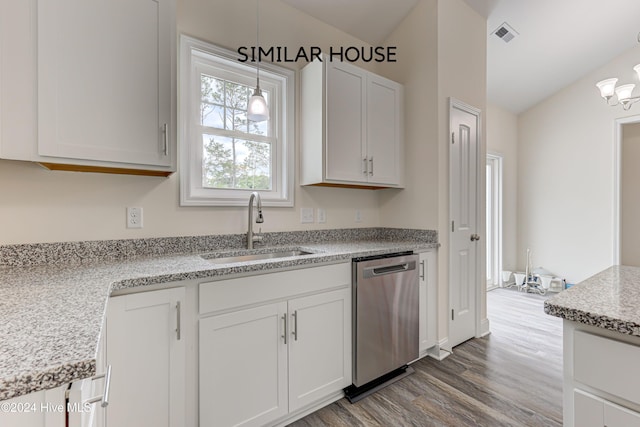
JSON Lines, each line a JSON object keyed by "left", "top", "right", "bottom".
{"left": 378, "top": 0, "right": 439, "bottom": 230}
{"left": 487, "top": 103, "right": 518, "bottom": 272}
{"left": 517, "top": 44, "right": 640, "bottom": 283}
{"left": 0, "top": 0, "right": 386, "bottom": 245}
{"left": 379, "top": 0, "right": 487, "bottom": 343}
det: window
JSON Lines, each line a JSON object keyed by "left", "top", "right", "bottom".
{"left": 180, "top": 36, "right": 295, "bottom": 206}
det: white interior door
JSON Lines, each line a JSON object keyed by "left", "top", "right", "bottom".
{"left": 449, "top": 99, "right": 481, "bottom": 348}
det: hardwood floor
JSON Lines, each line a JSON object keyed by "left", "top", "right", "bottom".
{"left": 288, "top": 288, "right": 563, "bottom": 427}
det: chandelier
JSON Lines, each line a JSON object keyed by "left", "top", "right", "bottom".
{"left": 596, "top": 64, "right": 640, "bottom": 110}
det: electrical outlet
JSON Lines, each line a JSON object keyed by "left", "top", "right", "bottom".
{"left": 317, "top": 208, "right": 326, "bottom": 223}
{"left": 355, "top": 209, "right": 363, "bottom": 223}
{"left": 127, "top": 207, "right": 143, "bottom": 229}
{"left": 300, "top": 207, "right": 314, "bottom": 223}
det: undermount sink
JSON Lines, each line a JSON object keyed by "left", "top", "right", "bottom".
{"left": 202, "top": 249, "right": 314, "bottom": 264}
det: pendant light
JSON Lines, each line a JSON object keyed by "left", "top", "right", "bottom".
{"left": 247, "top": 0, "right": 269, "bottom": 122}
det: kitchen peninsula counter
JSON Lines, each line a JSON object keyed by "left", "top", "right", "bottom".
{"left": 545, "top": 265, "right": 640, "bottom": 426}
{"left": 544, "top": 265, "right": 640, "bottom": 336}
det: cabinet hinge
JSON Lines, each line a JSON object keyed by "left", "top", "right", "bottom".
{"left": 451, "top": 132, "right": 455, "bottom": 144}
{"left": 451, "top": 309, "right": 454, "bottom": 321}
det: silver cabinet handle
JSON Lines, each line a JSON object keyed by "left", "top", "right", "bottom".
{"left": 162, "top": 123, "right": 168, "bottom": 156}
{"left": 84, "top": 365, "right": 112, "bottom": 408}
{"left": 176, "top": 301, "right": 181, "bottom": 340}
{"left": 420, "top": 260, "right": 425, "bottom": 280}
{"left": 282, "top": 314, "right": 287, "bottom": 344}
{"left": 292, "top": 311, "right": 298, "bottom": 341}
{"left": 362, "top": 157, "right": 368, "bottom": 175}
{"left": 369, "top": 157, "right": 374, "bottom": 175}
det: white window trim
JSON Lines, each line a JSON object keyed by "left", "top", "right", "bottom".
{"left": 179, "top": 35, "right": 295, "bottom": 207}
{"left": 486, "top": 152, "right": 503, "bottom": 290}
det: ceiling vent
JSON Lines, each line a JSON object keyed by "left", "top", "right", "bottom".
{"left": 492, "top": 22, "right": 518, "bottom": 43}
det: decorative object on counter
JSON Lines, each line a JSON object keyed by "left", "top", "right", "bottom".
{"left": 246, "top": 0, "right": 269, "bottom": 122}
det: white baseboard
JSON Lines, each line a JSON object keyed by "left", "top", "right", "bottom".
{"left": 427, "top": 338, "right": 452, "bottom": 361}
{"left": 272, "top": 390, "right": 344, "bottom": 427}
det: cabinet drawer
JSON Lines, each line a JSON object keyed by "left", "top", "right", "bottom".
{"left": 199, "top": 263, "right": 351, "bottom": 314}
{"left": 574, "top": 331, "right": 640, "bottom": 404}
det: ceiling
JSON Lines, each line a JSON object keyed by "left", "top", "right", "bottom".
{"left": 281, "top": 0, "right": 420, "bottom": 46}
{"left": 282, "top": 0, "right": 640, "bottom": 114}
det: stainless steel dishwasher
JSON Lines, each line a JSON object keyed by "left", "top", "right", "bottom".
{"left": 345, "top": 252, "right": 419, "bottom": 402}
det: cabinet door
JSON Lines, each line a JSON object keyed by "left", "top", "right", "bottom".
{"left": 574, "top": 389, "right": 604, "bottom": 427}
{"left": 288, "top": 288, "right": 351, "bottom": 412}
{"left": 0, "top": 386, "right": 66, "bottom": 427}
{"left": 37, "top": 0, "right": 173, "bottom": 167}
{"left": 106, "top": 287, "right": 185, "bottom": 427}
{"left": 605, "top": 400, "right": 640, "bottom": 427}
{"left": 419, "top": 251, "right": 437, "bottom": 353}
{"left": 200, "top": 302, "right": 288, "bottom": 427}
{"left": 325, "top": 61, "right": 367, "bottom": 183}
{"left": 366, "top": 74, "right": 401, "bottom": 185}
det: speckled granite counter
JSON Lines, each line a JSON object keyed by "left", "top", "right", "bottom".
{"left": 0, "top": 228, "right": 437, "bottom": 401}
{"left": 544, "top": 265, "right": 640, "bottom": 336}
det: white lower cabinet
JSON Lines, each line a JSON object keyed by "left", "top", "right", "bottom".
{"left": 199, "top": 263, "right": 352, "bottom": 427}
{"left": 106, "top": 287, "right": 186, "bottom": 427}
{"left": 287, "top": 289, "right": 351, "bottom": 412}
{"left": 564, "top": 322, "right": 640, "bottom": 426}
{"left": 575, "top": 389, "right": 640, "bottom": 427}
{"left": 418, "top": 250, "right": 437, "bottom": 355}
{"left": 200, "top": 302, "right": 289, "bottom": 427}
{"left": 0, "top": 387, "right": 66, "bottom": 427}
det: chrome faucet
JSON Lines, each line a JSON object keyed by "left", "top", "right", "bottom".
{"left": 247, "top": 192, "right": 264, "bottom": 249}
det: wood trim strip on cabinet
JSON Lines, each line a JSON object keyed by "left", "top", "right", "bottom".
{"left": 307, "top": 183, "right": 391, "bottom": 190}
{"left": 38, "top": 163, "right": 173, "bottom": 177}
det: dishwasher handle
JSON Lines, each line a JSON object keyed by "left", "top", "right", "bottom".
{"left": 364, "top": 260, "right": 416, "bottom": 278}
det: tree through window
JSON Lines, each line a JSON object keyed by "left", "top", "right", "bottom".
{"left": 200, "top": 75, "right": 273, "bottom": 190}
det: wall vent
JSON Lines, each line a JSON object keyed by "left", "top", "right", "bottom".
{"left": 492, "top": 22, "right": 518, "bottom": 43}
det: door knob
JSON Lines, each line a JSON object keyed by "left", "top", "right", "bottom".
{"left": 470, "top": 234, "right": 480, "bottom": 242}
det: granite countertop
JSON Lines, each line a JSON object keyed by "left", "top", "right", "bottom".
{"left": 0, "top": 228, "right": 437, "bottom": 401}
{"left": 544, "top": 265, "right": 640, "bottom": 336}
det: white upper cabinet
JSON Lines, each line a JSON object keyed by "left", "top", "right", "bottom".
{"left": 325, "top": 62, "right": 367, "bottom": 183}
{"left": 0, "top": 0, "right": 176, "bottom": 175}
{"left": 301, "top": 59, "right": 403, "bottom": 188}
{"left": 366, "top": 74, "right": 402, "bottom": 185}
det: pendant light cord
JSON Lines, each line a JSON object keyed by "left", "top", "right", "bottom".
{"left": 256, "top": 0, "right": 260, "bottom": 91}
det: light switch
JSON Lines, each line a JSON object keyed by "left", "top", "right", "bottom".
{"left": 300, "top": 207, "right": 314, "bottom": 223}
{"left": 317, "top": 208, "right": 326, "bottom": 223}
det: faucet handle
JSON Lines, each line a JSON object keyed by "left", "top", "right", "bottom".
{"left": 253, "top": 228, "right": 263, "bottom": 243}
